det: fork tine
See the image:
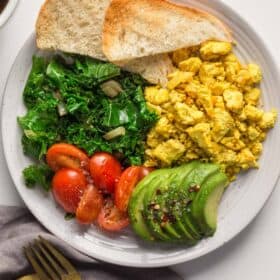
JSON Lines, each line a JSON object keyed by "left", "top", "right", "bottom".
{"left": 24, "top": 246, "right": 50, "bottom": 280}
{"left": 30, "top": 244, "right": 60, "bottom": 280}
{"left": 39, "top": 236, "right": 78, "bottom": 275}
{"left": 35, "top": 240, "right": 65, "bottom": 277}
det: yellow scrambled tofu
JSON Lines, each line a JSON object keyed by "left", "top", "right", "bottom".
{"left": 144, "top": 41, "right": 277, "bottom": 180}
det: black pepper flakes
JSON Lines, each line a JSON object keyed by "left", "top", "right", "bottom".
{"left": 162, "top": 214, "right": 169, "bottom": 223}
{"left": 141, "top": 211, "right": 147, "bottom": 219}
{"left": 186, "top": 199, "right": 192, "bottom": 206}
{"left": 167, "top": 213, "right": 176, "bottom": 224}
{"left": 156, "top": 189, "right": 162, "bottom": 195}
{"left": 170, "top": 200, "right": 176, "bottom": 206}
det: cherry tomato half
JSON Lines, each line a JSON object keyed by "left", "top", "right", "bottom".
{"left": 115, "top": 166, "right": 154, "bottom": 212}
{"left": 97, "top": 199, "right": 129, "bottom": 232}
{"left": 115, "top": 166, "right": 141, "bottom": 212}
{"left": 52, "top": 168, "right": 87, "bottom": 213}
{"left": 47, "top": 143, "right": 89, "bottom": 172}
{"left": 89, "top": 152, "right": 122, "bottom": 193}
{"left": 76, "top": 185, "right": 103, "bottom": 224}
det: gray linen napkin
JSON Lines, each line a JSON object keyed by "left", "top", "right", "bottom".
{"left": 0, "top": 206, "right": 182, "bottom": 280}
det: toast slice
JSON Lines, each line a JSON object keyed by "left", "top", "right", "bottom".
{"left": 102, "top": 0, "right": 232, "bottom": 61}
{"left": 36, "top": 0, "right": 110, "bottom": 60}
{"left": 35, "top": 0, "right": 173, "bottom": 85}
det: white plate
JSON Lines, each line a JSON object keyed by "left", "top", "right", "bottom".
{"left": 0, "top": 0, "right": 18, "bottom": 28}
{"left": 1, "top": 0, "right": 280, "bottom": 268}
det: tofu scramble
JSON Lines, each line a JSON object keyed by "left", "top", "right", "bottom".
{"left": 144, "top": 41, "right": 277, "bottom": 180}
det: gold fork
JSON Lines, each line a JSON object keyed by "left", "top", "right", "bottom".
{"left": 21, "top": 236, "right": 81, "bottom": 280}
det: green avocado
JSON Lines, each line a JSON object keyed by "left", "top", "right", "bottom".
{"left": 163, "top": 186, "right": 198, "bottom": 244}
{"left": 128, "top": 169, "right": 171, "bottom": 241}
{"left": 128, "top": 161, "right": 228, "bottom": 243}
{"left": 191, "top": 172, "right": 228, "bottom": 236}
{"left": 160, "top": 162, "right": 201, "bottom": 242}
{"left": 183, "top": 206, "right": 202, "bottom": 239}
{"left": 142, "top": 162, "right": 200, "bottom": 243}
{"left": 144, "top": 182, "right": 186, "bottom": 241}
{"left": 176, "top": 163, "right": 220, "bottom": 236}
{"left": 128, "top": 177, "right": 156, "bottom": 241}
{"left": 142, "top": 171, "right": 180, "bottom": 241}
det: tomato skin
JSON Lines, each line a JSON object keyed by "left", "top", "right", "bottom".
{"left": 89, "top": 152, "right": 122, "bottom": 193}
{"left": 138, "top": 167, "right": 154, "bottom": 180}
{"left": 97, "top": 199, "right": 129, "bottom": 232}
{"left": 76, "top": 185, "right": 103, "bottom": 224}
{"left": 115, "top": 166, "right": 141, "bottom": 212}
{"left": 115, "top": 166, "right": 154, "bottom": 212}
{"left": 47, "top": 143, "right": 89, "bottom": 171}
{"left": 52, "top": 168, "right": 87, "bottom": 213}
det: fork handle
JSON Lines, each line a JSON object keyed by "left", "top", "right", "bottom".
{"left": 17, "top": 274, "right": 40, "bottom": 280}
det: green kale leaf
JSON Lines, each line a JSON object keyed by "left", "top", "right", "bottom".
{"left": 18, "top": 101, "right": 59, "bottom": 159}
{"left": 23, "top": 164, "right": 54, "bottom": 191}
{"left": 19, "top": 54, "right": 158, "bottom": 191}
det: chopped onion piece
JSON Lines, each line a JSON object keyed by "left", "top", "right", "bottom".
{"left": 24, "top": 130, "right": 37, "bottom": 138}
{"left": 53, "top": 90, "right": 62, "bottom": 100}
{"left": 101, "top": 80, "right": 123, "bottom": 98}
{"left": 103, "top": 127, "right": 126, "bottom": 140}
{"left": 59, "top": 53, "right": 74, "bottom": 65}
{"left": 57, "top": 103, "right": 68, "bottom": 116}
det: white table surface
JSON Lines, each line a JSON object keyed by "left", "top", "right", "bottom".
{"left": 1, "top": 1, "right": 280, "bottom": 279}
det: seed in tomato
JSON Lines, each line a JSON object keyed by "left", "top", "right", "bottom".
{"left": 76, "top": 185, "right": 103, "bottom": 224}
{"left": 52, "top": 168, "right": 87, "bottom": 213}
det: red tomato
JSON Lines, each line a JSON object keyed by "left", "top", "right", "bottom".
{"left": 115, "top": 166, "right": 141, "bottom": 212}
{"left": 89, "top": 152, "right": 122, "bottom": 193}
{"left": 138, "top": 167, "right": 154, "bottom": 180}
{"left": 52, "top": 168, "right": 87, "bottom": 213}
{"left": 47, "top": 143, "right": 89, "bottom": 171}
{"left": 97, "top": 199, "right": 129, "bottom": 232}
{"left": 115, "top": 166, "right": 154, "bottom": 212}
{"left": 76, "top": 185, "right": 103, "bottom": 224}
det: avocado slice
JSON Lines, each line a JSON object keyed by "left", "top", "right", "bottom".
{"left": 164, "top": 186, "right": 198, "bottom": 244}
{"left": 161, "top": 162, "right": 201, "bottom": 242}
{"left": 128, "top": 177, "right": 157, "bottom": 241}
{"left": 143, "top": 162, "right": 199, "bottom": 243}
{"left": 142, "top": 174, "right": 176, "bottom": 241}
{"left": 174, "top": 163, "right": 220, "bottom": 238}
{"left": 129, "top": 161, "right": 228, "bottom": 243}
{"left": 128, "top": 169, "right": 171, "bottom": 241}
{"left": 191, "top": 171, "right": 228, "bottom": 236}
{"left": 183, "top": 207, "right": 202, "bottom": 239}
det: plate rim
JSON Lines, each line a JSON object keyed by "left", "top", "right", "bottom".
{"left": 1, "top": 0, "right": 280, "bottom": 268}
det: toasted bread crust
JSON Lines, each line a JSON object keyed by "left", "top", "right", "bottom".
{"left": 102, "top": 0, "right": 232, "bottom": 61}
{"left": 36, "top": 0, "right": 55, "bottom": 49}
